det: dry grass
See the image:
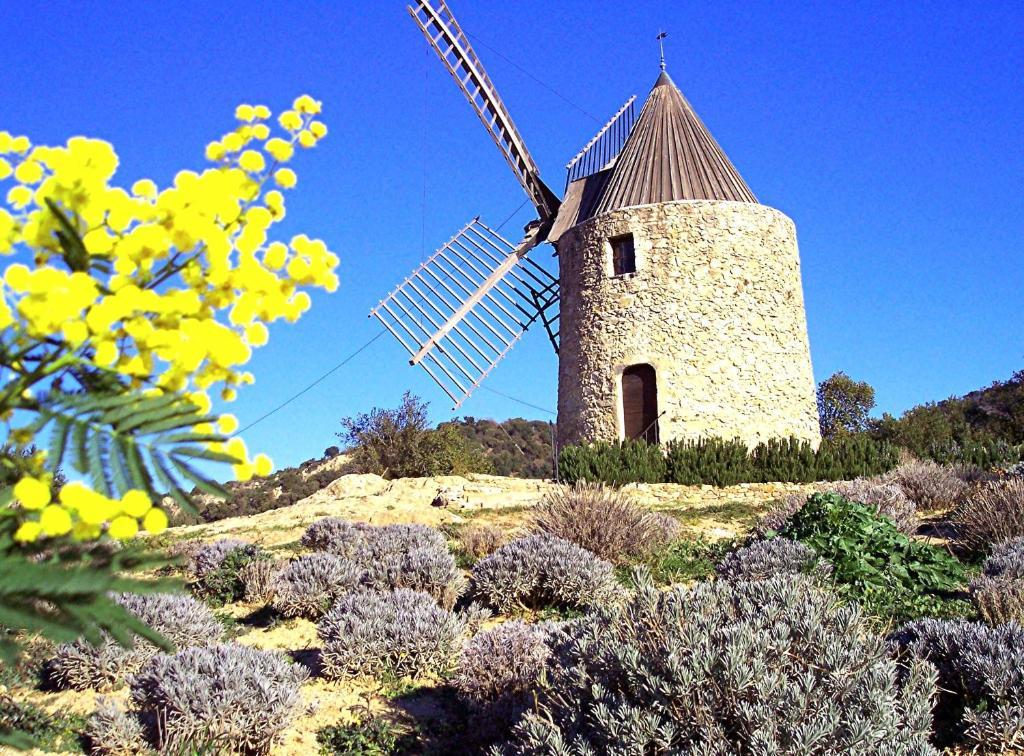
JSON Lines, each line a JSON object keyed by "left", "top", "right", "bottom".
{"left": 529, "top": 482, "right": 679, "bottom": 563}
{"left": 956, "top": 479, "right": 1024, "bottom": 552}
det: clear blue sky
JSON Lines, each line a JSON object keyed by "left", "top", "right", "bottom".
{"left": 2, "top": 1, "right": 1021, "bottom": 470}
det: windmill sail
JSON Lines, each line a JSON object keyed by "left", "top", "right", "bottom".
{"left": 370, "top": 219, "right": 558, "bottom": 409}
{"left": 565, "top": 96, "right": 637, "bottom": 186}
{"left": 408, "top": 0, "right": 560, "bottom": 223}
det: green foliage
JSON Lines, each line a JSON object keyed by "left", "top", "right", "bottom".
{"left": 0, "top": 693, "right": 87, "bottom": 752}
{"left": 196, "top": 545, "right": 271, "bottom": 605}
{"left": 633, "top": 537, "right": 735, "bottom": 586}
{"left": 779, "top": 492, "right": 970, "bottom": 623}
{"left": 31, "top": 387, "right": 234, "bottom": 509}
{"left": 446, "top": 417, "right": 554, "bottom": 479}
{"left": 750, "top": 436, "right": 818, "bottom": 483}
{"left": 317, "top": 717, "right": 417, "bottom": 756}
{"left": 817, "top": 371, "right": 876, "bottom": 440}
{"left": 561, "top": 434, "right": 897, "bottom": 486}
{"left": 557, "top": 439, "right": 666, "bottom": 486}
{"left": 339, "top": 392, "right": 492, "bottom": 479}
{"left": 815, "top": 433, "right": 901, "bottom": 480}
{"left": 0, "top": 517, "right": 176, "bottom": 667}
{"left": 871, "top": 369, "right": 1024, "bottom": 464}
{"left": 665, "top": 437, "right": 749, "bottom": 485}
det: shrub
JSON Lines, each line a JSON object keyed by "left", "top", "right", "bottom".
{"left": 715, "top": 538, "right": 832, "bottom": 582}
{"left": 560, "top": 434, "right": 898, "bottom": 487}
{"left": 760, "top": 478, "right": 917, "bottom": 537}
{"left": 885, "top": 459, "right": 966, "bottom": 512}
{"left": 969, "top": 538, "right": 1024, "bottom": 625}
{"left": 316, "top": 717, "right": 417, "bottom": 755}
{"left": 779, "top": 492, "right": 968, "bottom": 622}
{"left": 190, "top": 539, "right": 271, "bottom": 603}
{"left": 750, "top": 436, "right": 817, "bottom": 483}
{"left": 338, "top": 392, "right": 491, "bottom": 478}
{"left": 665, "top": 437, "right": 750, "bottom": 486}
{"left": 318, "top": 588, "right": 468, "bottom": 680}
{"left": 529, "top": 483, "right": 679, "bottom": 563}
{"left": 48, "top": 593, "right": 222, "bottom": 691}
{"left": 300, "top": 517, "right": 371, "bottom": 555}
{"left": 302, "top": 519, "right": 465, "bottom": 607}
{"left": 814, "top": 433, "right": 900, "bottom": 480}
{"left": 359, "top": 526, "right": 466, "bottom": 609}
{"left": 471, "top": 534, "right": 619, "bottom": 613}
{"left": 955, "top": 478, "right": 1024, "bottom": 552}
{"left": 500, "top": 573, "right": 937, "bottom": 754}
{"left": 889, "top": 619, "right": 1024, "bottom": 751}
{"left": 129, "top": 644, "right": 308, "bottom": 755}
{"left": 238, "top": 558, "right": 279, "bottom": 604}
{"left": 557, "top": 439, "right": 666, "bottom": 486}
{"left": 271, "top": 554, "right": 363, "bottom": 619}
{"left": 189, "top": 538, "right": 253, "bottom": 580}
{"left": 457, "top": 524, "right": 507, "bottom": 561}
{"left": 454, "top": 620, "right": 559, "bottom": 731}
{"left": 825, "top": 478, "right": 918, "bottom": 534}
{"left": 84, "top": 699, "right": 150, "bottom": 755}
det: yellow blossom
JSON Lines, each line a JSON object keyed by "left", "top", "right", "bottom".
{"left": 143, "top": 507, "right": 168, "bottom": 534}
{"left": 298, "top": 131, "right": 316, "bottom": 149}
{"left": 253, "top": 104, "right": 271, "bottom": 120}
{"left": 235, "top": 104, "right": 256, "bottom": 122}
{"left": 14, "top": 160, "right": 43, "bottom": 185}
{"left": 278, "top": 110, "right": 302, "bottom": 131}
{"left": 14, "top": 476, "right": 50, "bottom": 510}
{"left": 238, "top": 150, "right": 265, "bottom": 173}
{"left": 108, "top": 515, "right": 139, "bottom": 540}
{"left": 245, "top": 322, "right": 269, "bottom": 346}
{"left": 40, "top": 505, "right": 73, "bottom": 536}
{"left": 217, "top": 414, "right": 239, "bottom": 434}
{"left": 251, "top": 124, "right": 270, "bottom": 140}
{"left": 309, "top": 121, "right": 328, "bottom": 139}
{"left": 7, "top": 185, "right": 32, "bottom": 208}
{"left": 13, "top": 521, "right": 42, "bottom": 543}
{"left": 254, "top": 453, "right": 273, "bottom": 477}
{"left": 120, "top": 489, "right": 152, "bottom": 517}
{"left": 293, "top": 95, "right": 322, "bottom": 114}
{"left": 274, "top": 168, "right": 297, "bottom": 189}
{"left": 131, "top": 178, "right": 157, "bottom": 199}
{"left": 264, "top": 138, "right": 293, "bottom": 163}
{"left": 94, "top": 340, "right": 118, "bottom": 366}
{"left": 205, "top": 141, "right": 226, "bottom": 161}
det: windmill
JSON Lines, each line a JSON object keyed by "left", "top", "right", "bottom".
{"left": 370, "top": 0, "right": 637, "bottom": 409}
{"left": 373, "top": 0, "right": 822, "bottom": 451}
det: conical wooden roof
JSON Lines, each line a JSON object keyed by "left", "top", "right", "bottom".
{"left": 593, "top": 71, "right": 756, "bottom": 214}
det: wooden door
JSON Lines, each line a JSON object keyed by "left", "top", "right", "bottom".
{"left": 622, "top": 364, "right": 659, "bottom": 442}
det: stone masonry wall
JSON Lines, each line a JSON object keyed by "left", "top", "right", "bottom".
{"left": 555, "top": 200, "right": 820, "bottom": 450}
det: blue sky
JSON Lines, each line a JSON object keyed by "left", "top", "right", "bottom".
{"left": 2, "top": 1, "right": 1021, "bottom": 470}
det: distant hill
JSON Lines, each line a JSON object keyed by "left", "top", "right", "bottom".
{"left": 444, "top": 417, "right": 555, "bottom": 479}
{"left": 873, "top": 369, "right": 1024, "bottom": 458}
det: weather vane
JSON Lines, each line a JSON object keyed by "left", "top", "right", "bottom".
{"left": 657, "top": 31, "right": 668, "bottom": 71}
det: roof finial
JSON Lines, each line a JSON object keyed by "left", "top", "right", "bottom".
{"left": 657, "top": 31, "right": 668, "bottom": 72}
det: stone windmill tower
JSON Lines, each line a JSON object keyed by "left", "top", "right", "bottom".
{"left": 373, "top": 0, "right": 821, "bottom": 450}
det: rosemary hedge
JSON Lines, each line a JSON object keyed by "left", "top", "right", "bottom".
{"left": 558, "top": 434, "right": 898, "bottom": 487}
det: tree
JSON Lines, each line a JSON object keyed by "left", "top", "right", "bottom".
{"left": 0, "top": 93, "right": 336, "bottom": 747}
{"left": 338, "top": 392, "right": 491, "bottom": 479}
{"left": 817, "top": 372, "right": 876, "bottom": 440}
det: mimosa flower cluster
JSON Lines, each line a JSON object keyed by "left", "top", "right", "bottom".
{"left": 0, "top": 95, "right": 337, "bottom": 542}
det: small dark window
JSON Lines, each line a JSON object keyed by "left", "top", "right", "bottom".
{"left": 611, "top": 234, "right": 636, "bottom": 276}
{"left": 622, "top": 364, "right": 659, "bottom": 443}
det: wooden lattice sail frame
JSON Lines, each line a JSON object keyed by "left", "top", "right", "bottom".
{"left": 370, "top": 219, "right": 558, "bottom": 408}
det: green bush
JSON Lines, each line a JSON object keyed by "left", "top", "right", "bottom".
{"left": 665, "top": 437, "right": 750, "bottom": 485}
{"left": 560, "top": 434, "right": 898, "bottom": 486}
{"left": 779, "top": 492, "right": 969, "bottom": 622}
{"left": 339, "top": 392, "right": 492, "bottom": 479}
{"left": 557, "top": 440, "right": 665, "bottom": 486}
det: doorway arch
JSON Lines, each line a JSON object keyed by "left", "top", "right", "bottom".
{"left": 622, "top": 364, "right": 659, "bottom": 443}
